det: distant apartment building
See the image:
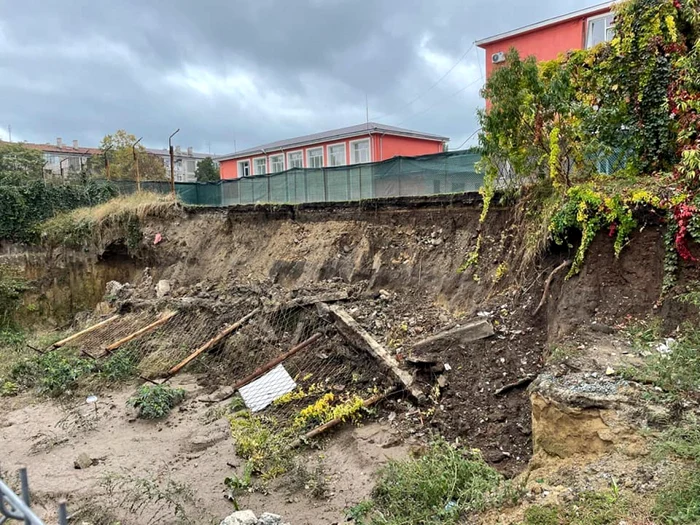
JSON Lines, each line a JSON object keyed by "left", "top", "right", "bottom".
{"left": 146, "top": 147, "right": 215, "bottom": 183}
{"left": 9, "top": 138, "right": 102, "bottom": 177}
{"left": 5, "top": 138, "right": 215, "bottom": 181}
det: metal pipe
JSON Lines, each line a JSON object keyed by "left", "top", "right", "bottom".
{"left": 57, "top": 501, "right": 68, "bottom": 525}
{"left": 0, "top": 478, "right": 44, "bottom": 525}
{"left": 168, "top": 129, "right": 180, "bottom": 196}
{"left": 59, "top": 157, "right": 71, "bottom": 180}
{"left": 132, "top": 137, "right": 143, "bottom": 191}
{"left": 103, "top": 145, "right": 113, "bottom": 181}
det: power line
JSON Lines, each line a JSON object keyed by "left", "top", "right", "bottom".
{"left": 392, "top": 76, "right": 483, "bottom": 127}
{"left": 370, "top": 41, "right": 476, "bottom": 122}
{"left": 454, "top": 127, "right": 482, "bottom": 150}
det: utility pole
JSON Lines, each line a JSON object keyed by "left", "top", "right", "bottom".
{"left": 169, "top": 128, "right": 180, "bottom": 196}
{"left": 59, "top": 157, "right": 70, "bottom": 180}
{"left": 132, "top": 137, "right": 143, "bottom": 191}
{"left": 103, "top": 145, "right": 113, "bottom": 180}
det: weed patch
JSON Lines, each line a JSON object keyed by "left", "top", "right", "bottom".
{"left": 349, "top": 439, "right": 503, "bottom": 525}
{"left": 523, "top": 489, "right": 629, "bottom": 525}
{"left": 624, "top": 325, "right": 700, "bottom": 395}
{"left": 41, "top": 192, "right": 178, "bottom": 252}
{"left": 127, "top": 384, "right": 185, "bottom": 419}
{"left": 99, "top": 348, "right": 138, "bottom": 382}
{"left": 229, "top": 412, "right": 295, "bottom": 480}
{"left": 10, "top": 349, "right": 95, "bottom": 397}
{"left": 653, "top": 467, "right": 700, "bottom": 525}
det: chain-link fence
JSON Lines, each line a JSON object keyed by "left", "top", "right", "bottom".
{"left": 108, "top": 150, "right": 483, "bottom": 206}
{"left": 54, "top": 300, "right": 394, "bottom": 419}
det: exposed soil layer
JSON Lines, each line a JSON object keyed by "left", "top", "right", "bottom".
{"left": 4, "top": 194, "right": 690, "bottom": 523}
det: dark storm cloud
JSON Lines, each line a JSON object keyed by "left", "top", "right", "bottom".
{"left": 0, "top": 0, "right": 602, "bottom": 153}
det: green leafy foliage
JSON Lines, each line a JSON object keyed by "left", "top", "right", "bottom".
{"left": 99, "top": 348, "right": 138, "bottom": 382}
{"left": 0, "top": 266, "right": 30, "bottom": 330}
{"left": 194, "top": 157, "right": 220, "bottom": 182}
{"left": 478, "top": 0, "right": 700, "bottom": 280}
{"left": 10, "top": 349, "right": 95, "bottom": 397}
{"left": 0, "top": 179, "right": 117, "bottom": 243}
{"left": 127, "top": 384, "right": 186, "bottom": 419}
{"left": 0, "top": 142, "right": 44, "bottom": 184}
{"left": 350, "top": 439, "right": 503, "bottom": 525}
{"left": 92, "top": 130, "right": 167, "bottom": 181}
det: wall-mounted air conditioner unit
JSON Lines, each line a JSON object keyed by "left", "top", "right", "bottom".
{"left": 492, "top": 52, "right": 506, "bottom": 64}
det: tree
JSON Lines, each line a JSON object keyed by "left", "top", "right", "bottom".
{"left": 0, "top": 143, "right": 44, "bottom": 184}
{"left": 194, "top": 157, "right": 220, "bottom": 182}
{"left": 92, "top": 130, "right": 167, "bottom": 181}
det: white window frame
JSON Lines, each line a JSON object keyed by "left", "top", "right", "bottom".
{"left": 349, "top": 138, "right": 371, "bottom": 164}
{"left": 269, "top": 154, "right": 285, "bottom": 173}
{"left": 238, "top": 160, "right": 250, "bottom": 178}
{"left": 287, "top": 150, "right": 304, "bottom": 169}
{"left": 327, "top": 143, "right": 347, "bottom": 167}
{"left": 585, "top": 13, "right": 615, "bottom": 49}
{"left": 306, "top": 147, "right": 324, "bottom": 168}
{"left": 253, "top": 156, "right": 267, "bottom": 176}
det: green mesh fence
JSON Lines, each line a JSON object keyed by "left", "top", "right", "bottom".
{"left": 110, "top": 150, "right": 483, "bottom": 206}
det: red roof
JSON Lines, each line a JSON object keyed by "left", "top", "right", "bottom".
{"left": 1, "top": 141, "right": 102, "bottom": 155}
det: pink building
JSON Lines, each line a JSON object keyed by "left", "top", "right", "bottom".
{"left": 217, "top": 123, "right": 448, "bottom": 180}
{"left": 476, "top": 1, "right": 615, "bottom": 79}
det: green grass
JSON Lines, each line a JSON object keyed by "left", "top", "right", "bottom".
{"left": 651, "top": 422, "right": 700, "bottom": 524}
{"left": 653, "top": 468, "right": 700, "bottom": 524}
{"left": 348, "top": 439, "right": 503, "bottom": 525}
{"left": 127, "top": 384, "right": 185, "bottom": 419}
{"left": 522, "top": 489, "right": 628, "bottom": 525}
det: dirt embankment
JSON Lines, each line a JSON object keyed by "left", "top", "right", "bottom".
{"left": 90, "top": 196, "right": 675, "bottom": 471}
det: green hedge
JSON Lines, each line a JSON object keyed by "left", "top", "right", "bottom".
{"left": 0, "top": 180, "right": 117, "bottom": 243}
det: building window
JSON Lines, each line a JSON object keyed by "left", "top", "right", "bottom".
{"left": 287, "top": 151, "right": 303, "bottom": 169}
{"left": 586, "top": 14, "right": 615, "bottom": 48}
{"left": 238, "top": 160, "right": 250, "bottom": 177}
{"left": 350, "top": 139, "right": 370, "bottom": 164}
{"left": 269, "top": 154, "right": 284, "bottom": 173}
{"left": 44, "top": 153, "right": 58, "bottom": 165}
{"left": 327, "top": 144, "right": 346, "bottom": 167}
{"left": 307, "top": 147, "right": 323, "bottom": 168}
{"left": 254, "top": 158, "right": 267, "bottom": 176}
{"left": 186, "top": 160, "right": 196, "bottom": 172}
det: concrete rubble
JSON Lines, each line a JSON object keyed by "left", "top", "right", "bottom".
{"left": 220, "top": 510, "right": 290, "bottom": 525}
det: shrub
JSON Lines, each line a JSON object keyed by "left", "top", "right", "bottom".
{"left": 350, "top": 439, "right": 502, "bottom": 525}
{"left": 99, "top": 348, "right": 137, "bottom": 382}
{"left": 10, "top": 349, "right": 94, "bottom": 397}
{"left": 127, "top": 384, "right": 185, "bottom": 419}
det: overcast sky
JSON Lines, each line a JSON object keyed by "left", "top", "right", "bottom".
{"left": 0, "top": 0, "right": 602, "bottom": 155}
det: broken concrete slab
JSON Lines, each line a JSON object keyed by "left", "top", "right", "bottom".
{"left": 155, "top": 279, "right": 171, "bottom": 298}
{"left": 411, "top": 319, "right": 494, "bottom": 355}
{"left": 220, "top": 510, "right": 257, "bottom": 525}
{"left": 327, "top": 304, "right": 425, "bottom": 403}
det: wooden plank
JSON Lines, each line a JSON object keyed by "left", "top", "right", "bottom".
{"left": 290, "top": 388, "right": 394, "bottom": 448}
{"left": 219, "top": 332, "right": 323, "bottom": 403}
{"left": 327, "top": 304, "right": 425, "bottom": 402}
{"left": 165, "top": 308, "right": 260, "bottom": 377}
{"left": 103, "top": 311, "right": 178, "bottom": 354}
{"left": 53, "top": 315, "right": 120, "bottom": 348}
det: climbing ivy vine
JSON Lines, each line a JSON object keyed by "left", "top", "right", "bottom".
{"left": 477, "top": 0, "right": 700, "bottom": 285}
